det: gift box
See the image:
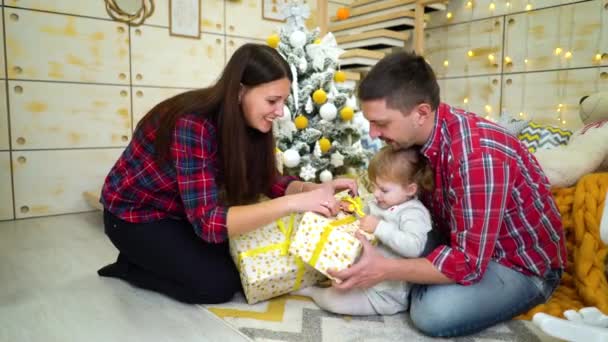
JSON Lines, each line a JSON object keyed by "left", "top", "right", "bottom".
{"left": 229, "top": 213, "right": 326, "bottom": 304}
{"left": 288, "top": 211, "right": 375, "bottom": 280}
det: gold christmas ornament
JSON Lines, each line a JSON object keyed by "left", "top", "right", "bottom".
{"left": 312, "top": 89, "right": 327, "bottom": 104}
{"left": 340, "top": 106, "right": 354, "bottom": 121}
{"left": 319, "top": 137, "right": 331, "bottom": 153}
{"left": 314, "top": 38, "right": 321, "bottom": 44}
{"left": 294, "top": 115, "right": 308, "bottom": 130}
{"left": 267, "top": 34, "right": 280, "bottom": 48}
{"left": 334, "top": 71, "right": 346, "bottom": 83}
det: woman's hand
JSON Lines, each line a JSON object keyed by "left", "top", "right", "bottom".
{"left": 328, "top": 178, "right": 358, "bottom": 196}
{"left": 290, "top": 186, "right": 339, "bottom": 217}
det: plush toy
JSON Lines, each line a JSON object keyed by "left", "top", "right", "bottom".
{"left": 534, "top": 92, "right": 608, "bottom": 187}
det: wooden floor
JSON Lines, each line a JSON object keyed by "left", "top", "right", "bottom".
{"left": 0, "top": 212, "right": 249, "bottom": 342}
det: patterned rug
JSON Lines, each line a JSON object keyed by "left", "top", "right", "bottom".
{"left": 203, "top": 293, "right": 546, "bottom": 342}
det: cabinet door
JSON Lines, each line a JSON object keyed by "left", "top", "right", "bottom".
{"left": 5, "top": 9, "right": 130, "bottom": 84}
{"left": 504, "top": 0, "right": 608, "bottom": 73}
{"left": 131, "top": 26, "right": 225, "bottom": 88}
{"left": 425, "top": 18, "right": 503, "bottom": 78}
{"left": 12, "top": 149, "right": 123, "bottom": 218}
{"left": 0, "top": 152, "right": 13, "bottom": 221}
{"left": 501, "top": 68, "right": 608, "bottom": 130}
{"left": 440, "top": 75, "right": 502, "bottom": 120}
{"left": 132, "top": 87, "right": 191, "bottom": 125}
{"left": 226, "top": 0, "right": 281, "bottom": 39}
{"left": 9, "top": 81, "right": 131, "bottom": 149}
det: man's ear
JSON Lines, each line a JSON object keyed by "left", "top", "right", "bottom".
{"left": 414, "top": 103, "right": 433, "bottom": 126}
{"left": 405, "top": 183, "right": 418, "bottom": 197}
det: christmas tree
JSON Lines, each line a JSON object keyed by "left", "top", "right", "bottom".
{"left": 269, "top": 0, "right": 372, "bottom": 183}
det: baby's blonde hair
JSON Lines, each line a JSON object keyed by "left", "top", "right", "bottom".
{"left": 367, "top": 146, "right": 434, "bottom": 193}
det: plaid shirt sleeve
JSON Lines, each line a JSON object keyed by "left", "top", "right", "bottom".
{"left": 172, "top": 117, "right": 228, "bottom": 243}
{"left": 426, "top": 153, "right": 511, "bottom": 285}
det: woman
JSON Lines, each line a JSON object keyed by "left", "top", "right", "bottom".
{"left": 98, "top": 43, "right": 356, "bottom": 304}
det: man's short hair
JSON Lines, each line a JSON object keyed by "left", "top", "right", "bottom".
{"left": 358, "top": 51, "right": 440, "bottom": 114}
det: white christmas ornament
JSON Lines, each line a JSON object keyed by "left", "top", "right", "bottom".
{"left": 299, "top": 164, "right": 317, "bottom": 181}
{"left": 319, "top": 102, "right": 337, "bottom": 121}
{"left": 346, "top": 96, "right": 359, "bottom": 110}
{"left": 319, "top": 170, "right": 333, "bottom": 183}
{"left": 305, "top": 97, "right": 314, "bottom": 114}
{"left": 283, "top": 149, "right": 301, "bottom": 168}
{"left": 330, "top": 151, "right": 345, "bottom": 168}
{"left": 289, "top": 31, "right": 307, "bottom": 49}
{"left": 305, "top": 33, "right": 345, "bottom": 71}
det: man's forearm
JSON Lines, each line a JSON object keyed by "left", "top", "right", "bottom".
{"left": 383, "top": 257, "right": 454, "bottom": 284}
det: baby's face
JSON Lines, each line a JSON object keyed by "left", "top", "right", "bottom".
{"left": 372, "top": 177, "right": 411, "bottom": 209}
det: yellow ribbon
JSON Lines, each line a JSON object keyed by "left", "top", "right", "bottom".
{"left": 341, "top": 195, "right": 366, "bottom": 218}
{"left": 236, "top": 214, "right": 306, "bottom": 291}
{"left": 309, "top": 215, "right": 357, "bottom": 268}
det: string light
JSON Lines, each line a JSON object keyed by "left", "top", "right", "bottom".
{"left": 506, "top": 1, "right": 511, "bottom": 8}
{"left": 519, "top": 112, "right": 524, "bottom": 117}
{"left": 485, "top": 104, "right": 492, "bottom": 113}
{"left": 446, "top": 12, "right": 453, "bottom": 19}
{"left": 443, "top": 60, "right": 449, "bottom": 67}
{"left": 525, "top": 3, "right": 533, "bottom": 11}
{"left": 524, "top": 58, "right": 529, "bottom": 64}
{"left": 466, "top": 1, "right": 473, "bottom": 9}
{"left": 463, "top": 97, "right": 469, "bottom": 104}
{"left": 468, "top": 50, "right": 474, "bottom": 57}
{"left": 564, "top": 51, "right": 572, "bottom": 59}
{"left": 488, "top": 54, "right": 495, "bottom": 62}
{"left": 554, "top": 47, "right": 563, "bottom": 56}
{"left": 489, "top": 2, "right": 495, "bottom": 10}
{"left": 595, "top": 53, "right": 602, "bottom": 62}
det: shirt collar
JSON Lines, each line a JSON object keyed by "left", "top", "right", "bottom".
{"left": 420, "top": 103, "right": 448, "bottom": 164}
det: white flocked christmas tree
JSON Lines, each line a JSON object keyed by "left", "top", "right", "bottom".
{"left": 270, "top": 0, "right": 372, "bottom": 182}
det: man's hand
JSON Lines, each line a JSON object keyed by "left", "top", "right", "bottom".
{"left": 359, "top": 215, "right": 379, "bottom": 233}
{"left": 328, "top": 232, "right": 386, "bottom": 290}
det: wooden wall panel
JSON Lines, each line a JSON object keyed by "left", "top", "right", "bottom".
{"left": 425, "top": 18, "right": 503, "bottom": 78}
{"left": 9, "top": 81, "right": 131, "bottom": 149}
{"left": 145, "top": 0, "right": 225, "bottom": 34}
{"left": 4, "top": 9, "right": 130, "bottom": 84}
{"left": 226, "top": 36, "right": 264, "bottom": 61}
{"left": 504, "top": 0, "right": 607, "bottom": 73}
{"left": 501, "top": 68, "right": 607, "bottom": 130}
{"left": 0, "top": 152, "right": 13, "bottom": 221}
{"left": 131, "top": 25, "right": 225, "bottom": 88}
{"left": 427, "top": 0, "right": 583, "bottom": 28}
{"left": 226, "top": 0, "right": 282, "bottom": 39}
{"left": 12, "top": 149, "right": 123, "bottom": 218}
{"left": 0, "top": 82, "right": 8, "bottom": 151}
{"left": 5, "top": 0, "right": 108, "bottom": 19}
{"left": 439, "top": 75, "right": 502, "bottom": 120}
{"left": 0, "top": 14, "right": 5, "bottom": 79}
{"left": 132, "top": 87, "right": 190, "bottom": 125}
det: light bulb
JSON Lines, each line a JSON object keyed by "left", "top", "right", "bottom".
{"left": 524, "top": 58, "right": 529, "bottom": 64}
{"left": 562, "top": 120, "right": 567, "bottom": 125}
{"left": 519, "top": 112, "right": 524, "bottom": 117}
{"left": 596, "top": 53, "right": 602, "bottom": 61}
{"left": 446, "top": 12, "right": 453, "bottom": 19}
{"left": 525, "top": 3, "right": 532, "bottom": 10}
{"left": 485, "top": 104, "right": 492, "bottom": 113}
{"left": 466, "top": 1, "right": 473, "bottom": 8}
{"left": 554, "top": 47, "right": 562, "bottom": 56}
{"left": 443, "top": 60, "right": 449, "bottom": 67}
{"left": 506, "top": 1, "right": 511, "bottom": 7}
{"left": 463, "top": 97, "right": 469, "bottom": 104}
{"left": 468, "top": 50, "right": 474, "bottom": 57}
{"left": 504, "top": 56, "right": 512, "bottom": 63}
{"left": 564, "top": 51, "right": 572, "bottom": 59}
{"left": 488, "top": 54, "right": 495, "bottom": 62}
{"left": 489, "top": 2, "right": 496, "bottom": 10}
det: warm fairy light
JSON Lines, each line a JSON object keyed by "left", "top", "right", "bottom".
{"left": 446, "top": 12, "right": 453, "bottom": 19}
{"left": 485, "top": 115, "right": 491, "bottom": 120}
{"left": 525, "top": 3, "right": 533, "bottom": 10}
{"left": 485, "top": 104, "right": 492, "bottom": 113}
{"left": 489, "top": 2, "right": 496, "bottom": 10}
{"left": 466, "top": 1, "right": 473, "bottom": 9}
{"left": 463, "top": 97, "right": 469, "bottom": 104}
{"left": 504, "top": 56, "right": 512, "bottom": 63}
{"left": 562, "top": 120, "right": 567, "bottom": 125}
{"left": 524, "top": 58, "right": 529, "bottom": 64}
{"left": 554, "top": 47, "right": 563, "bottom": 56}
{"left": 564, "top": 51, "right": 572, "bottom": 59}
{"left": 443, "top": 60, "right": 449, "bottom": 67}
{"left": 596, "top": 53, "right": 603, "bottom": 61}
{"left": 519, "top": 112, "right": 524, "bottom": 117}
{"left": 468, "top": 50, "right": 474, "bottom": 57}
{"left": 488, "top": 54, "right": 495, "bottom": 62}
{"left": 506, "top": 1, "right": 511, "bottom": 7}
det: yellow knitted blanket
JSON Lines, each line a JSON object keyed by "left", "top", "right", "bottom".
{"left": 517, "top": 173, "right": 608, "bottom": 319}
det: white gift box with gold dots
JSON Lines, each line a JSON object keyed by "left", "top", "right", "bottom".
{"left": 289, "top": 212, "right": 376, "bottom": 281}
{"left": 229, "top": 213, "right": 326, "bottom": 304}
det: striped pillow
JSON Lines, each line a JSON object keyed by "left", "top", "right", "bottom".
{"left": 518, "top": 122, "right": 572, "bottom": 153}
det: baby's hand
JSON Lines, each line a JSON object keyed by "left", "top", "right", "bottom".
{"left": 359, "top": 215, "right": 379, "bottom": 233}
{"left": 339, "top": 200, "right": 355, "bottom": 213}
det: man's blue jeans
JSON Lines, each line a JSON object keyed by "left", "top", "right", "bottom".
{"left": 409, "top": 261, "right": 561, "bottom": 337}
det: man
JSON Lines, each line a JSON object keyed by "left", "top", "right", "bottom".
{"left": 330, "top": 51, "right": 566, "bottom": 337}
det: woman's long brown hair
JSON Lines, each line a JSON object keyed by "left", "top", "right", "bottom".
{"left": 136, "top": 43, "right": 292, "bottom": 206}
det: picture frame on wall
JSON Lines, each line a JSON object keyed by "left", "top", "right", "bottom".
{"left": 262, "top": 0, "right": 286, "bottom": 22}
{"left": 170, "top": 0, "right": 201, "bottom": 38}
